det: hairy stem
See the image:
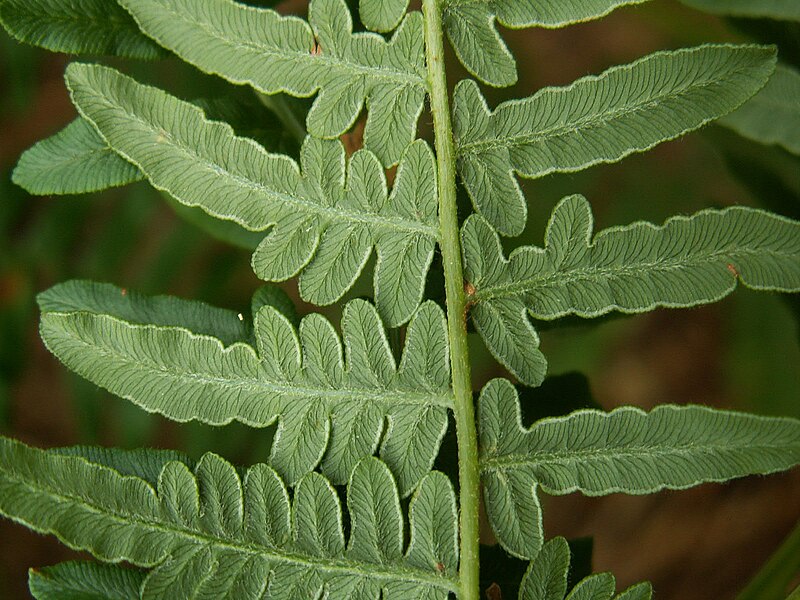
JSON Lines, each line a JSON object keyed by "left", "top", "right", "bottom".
{"left": 422, "top": 1, "right": 480, "bottom": 598}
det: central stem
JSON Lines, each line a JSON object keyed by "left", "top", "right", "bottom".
{"left": 422, "top": 2, "right": 480, "bottom": 599}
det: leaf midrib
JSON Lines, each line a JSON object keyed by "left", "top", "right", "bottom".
{"left": 480, "top": 439, "right": 798, "bottom": 472}
{"left": 145, "top": 0, "right": 426, "bottom": 89}
{"left": 3, "top": 471, "right": 459, "bottom": 593}
{"left": 46, "top": 312, "right": 454, "bottom": 411}
{"left": 470, "top": 245, "right": 795, "bottom": 304}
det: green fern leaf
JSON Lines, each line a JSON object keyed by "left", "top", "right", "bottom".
{"left": 65, "top": 63, "right": 438, "bottom": 327}
{"left": 722, "top": 64, "right": 800, "bottom": 155}
{"left": 29, "top": 561, "right": 145, "bottom": 600}
{"left": 118, "top": 0, "right": 428, "bottom": 166}
{"left": 54, "top": 446, "right": 193, "bottom": 489}
{"left": 0, "top": 0, "right": 164, "bottom": 58}
{"left": 453, "top": 44, "right": 776, "bottom": 236}
{"left": 360, "top": 0, "right": 410, "bottom": 33}
{"left": 462, "top": 195, "right": 800, "bottom": 386}
{"left": 442, "top": 0, "right": 650, "bottom": 87}
{"left": 519, "top": 538, "right": 651, "bottom": 600}
{"left": 39, "top": 280, "right": 252, "bottom": 347}
{"left": 479, "top": 378, "right": 800, "bottom": 559}
{"left": 681, "top": 0, "right": 800, "bottom": 20}
{"left": 39, "top": 281, "right": 452, "bottom": 492}
{"left": 12, "top": 118, "right": 143, "bottom": 195}
{"left": 15, "top": 93, "right": 295, "bottom": 199}
{"left": 0, "top": 439, "right": 459, "bottom": 598}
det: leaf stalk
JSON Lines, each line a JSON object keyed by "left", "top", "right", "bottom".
{"left": 422, "top": 1, "right": 480, "bottom": 598}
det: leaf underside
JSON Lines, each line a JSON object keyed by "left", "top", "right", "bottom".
{"left": 14, "top": 93, "right": 296, "bottom": 200}
{"left": 359, "top": 0, "right": 411, "bottom": 33}
{"left": 463, "top": 194, "right": 800, "bottom": 386}
{"left": 519, "top": 537, "right": 652, "bottom": 600}
{"left": 442, "top": 0, "right": 651, "bottom": 87}
{"left": 119, "top": 0, "right": 428, "bottom": 166}
{"left": 0, "top": 0, "right": 164, "bottom": 58}
{"left": 453, "top": 44, "right": 777, "bottom": 235}
{"left": 0, "top": 438, "right": 459, "bottom": 599}
{"left": 12, "top": 118, "right": 144, "bottom": 195}
{"left": 29, "top": 561, "right": 145, "bottom": 600}
{"left": 65, "top": 62, "right": 438, "bottom": 327}
{"left": 39, "top": 281, "right": 452, "bottom": 494}
{"left": 479, "top": 379, "right": 800, "bottom": 560}
{"left": 722, "top": 63, "right": 800, "bottom": 155}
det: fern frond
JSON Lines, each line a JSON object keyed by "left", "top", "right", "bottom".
{"left": 442, "top": 0, "right": 650, "bottom": 87}
{"left": 519, "top": 538, "right": 651, "bottom": 600}
{"left": 463, "top": 195, "right": 800, "bottom": 386}
{"left": 12, "top": 118, "right": 143, "bottom": 195}
{"left": 722, "top": 64, "right": 800, "bottom": 155}
{"left": 453, "top": 44, "right": 776, "bottom": 235}
{"left": 479, "top": 379, "right": 800, "bottom": 559}
{"left": 360, "top": 0, "right": 410, "bottom": 33}
{"left": 39, "top": 281, "right": 452, "bottom": 492}
{"left": 118, "top": 0, "right": 428, "bottom": 166}
{"left": 65, "top": 63, "right": 438, "bottom": 327}
{"left": 29, "top": 561, "right": 145, "bottom": 600}
{"left": 681, "top": 0, "right": 800, "bottom": 20}
{"left": 0, "top": 0, "right": 163, "bottom": 58}
{"left": 0, "top": 438, "right": 459, "bottom": 598}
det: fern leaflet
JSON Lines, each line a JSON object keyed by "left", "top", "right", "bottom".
{"left": 0, "top": 438, "right": 459, "bottom": 598}
{"left": 519, "top": 538, "right": 651, "bottom": 600}
{"left": 479, "top": 379, "right": 800, "bottom": 559}
{"left": 0, "top": 0, "right": 164, "bottom": 58}
{"left": 66, "top": 63, "right": 437, "bottom": 327}
{"left": 360, "top": 0, "right": 411, "bottom": 33}
{"left": 463, "top": 195, "right": 800, "bottom": 386}
{"left": 38, "top": 281, "right": 452, "bottom": 492}
{"left": 12, "top": 118, "right": 143, "bottom": 195}
{"left": 453, "top": 44, "right": 776, "bottom": 235}
{"left": 722, "top": 63, "right": 800, "bottom": 155}
{"left": 119, "top": 0, "right": 428, "bottom": 166}
{"left": 29, "top": 561, "right": 145, "bottom": 600}
{"left": 442, "top": 0, "right": 651, "bottom": 87}
{"left": 15, "top": 94, "right": 297, "bottom": 198}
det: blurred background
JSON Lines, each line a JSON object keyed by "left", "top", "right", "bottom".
{"left": 1, "top": 0, "right": 799, "bottom": 597}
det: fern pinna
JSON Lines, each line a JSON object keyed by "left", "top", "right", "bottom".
{"left": 1, "top": 0, "right": 800, "bottom": 598}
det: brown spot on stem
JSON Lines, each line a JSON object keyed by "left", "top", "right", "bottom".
{"left": 726, "top": 263, "right": 739, "bottom": 278}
